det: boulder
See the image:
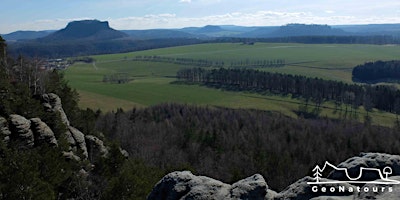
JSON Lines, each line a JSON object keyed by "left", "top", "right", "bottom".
{"left": 30, "top": 118, "right": 58, "bottom": 146}
{"left": 328, "top": 152, "right": 400, "bottom": 181}
{"left": 9, "top": 114, "right": 34, "bottom": 148}
{"left": 147, "top": 171, "right": 269, "bottom": 200}
{"left": 0, "top": 116, "right": 11, "bottom": 143}
{"left": 42, "top": 93, "right": 70, "bottom": 126}
{"left": 230, "top": 174, "right": 267, "bottom": 200}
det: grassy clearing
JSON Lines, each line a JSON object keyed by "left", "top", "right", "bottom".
{"left": 65, "top": 43, "right": 400, "bottom": 126}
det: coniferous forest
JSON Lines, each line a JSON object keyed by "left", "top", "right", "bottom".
{"left": 352, "top": 60, "right": 400, "bottom": 83}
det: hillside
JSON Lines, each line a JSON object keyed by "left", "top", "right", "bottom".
{"left": 1, "top": 30, "right": 54, "bottom": 41}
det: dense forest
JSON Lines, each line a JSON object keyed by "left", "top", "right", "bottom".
{"left": 352, "top": 60, "right": 400, "bottom": 83}
{"left": 96, "top": 103, "right": 400, "bottom": 191}
{"left": 176, "top": 67, "right": 400, "bottom": 114}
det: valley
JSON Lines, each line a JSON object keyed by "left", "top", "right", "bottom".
{"left": 65, "top": 42, "right": 400, "bottom": 126}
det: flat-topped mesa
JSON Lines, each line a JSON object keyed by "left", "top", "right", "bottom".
{"left": 41, "top": 19, "right": 128, "bottom": 41}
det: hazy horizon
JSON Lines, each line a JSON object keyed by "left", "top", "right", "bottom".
{"left": 1, "top": 0, "right": 400, "bottom": 34}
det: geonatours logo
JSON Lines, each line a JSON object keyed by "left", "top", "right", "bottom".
{"left": 307, "top": 161, "right": 400, "bottom": 193}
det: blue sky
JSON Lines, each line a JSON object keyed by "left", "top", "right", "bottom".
{"left": 1, "top": 0, "right": 400, "bottom": 33}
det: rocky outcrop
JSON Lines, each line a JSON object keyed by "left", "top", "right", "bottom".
{"left": 68, "top": 126, "right": 88, "bottom": 159}
{"left": 328, "top": 152, "right": 400, "bottom": 181}
{"left": 0, "top": 116, "right": 11, "bottom": 143}
{"left": 0, "top": 93, "right": 122, "bottom": 163}
{"left": 85, "top": 135, "right": 109, "bottom": 160}
{"left": 30, "top": 118, "right": 58, "bottom": 146}
{"left": 42, "top": 93, "right": 70, "bottom": 126}
{"left": 147, "top": 171, "right": 268, "bottom": 200}
{"left": 9, "top": 114, "right": 34, "bottom": 148}
{"left": 274, "top": 176, "right": 354, "bottom": 200}
{"left": 149, "top": 153, "right": 400, "bottom": 200}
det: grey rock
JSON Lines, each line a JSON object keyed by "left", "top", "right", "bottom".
{"left": 30, "top": 118, "right": 58, "bottom": 146}
{"left": 119, "top": 147, "right": 129, "bottom": 158}
{"left": 9, "top": 114, "right": 34, "bottom": 148}
{"left": 266, "top": 189, "right": 278, "bottom": 200}
{"left": 0, "top": 116, "right": 11, "bottom": 143}
{"left": 85, "top": 135, "right": 109, "bottom": 160}
{"left": 274, "top": 176, "right": 355, "bottom": 200}
{"left": 356, "top": 175, "right": 400, "bottom": 199}
{"left": 42, "top": 93, "right": 70, "bottom": 126}
{"left": 230, "top": 174, "right": 267, "bottom": 200}
{"left": 147, "top": 171, "right": 268, "bottom": 200}
{"left": 62, "top": 151, "right": 81, "bottom": 162}
{"left": 310, "top": 196, "right": 354, "bottom": 200}
{"left": 68, "top": 126, "right": 88, "bottom": 159}
{"left": 328, "top": 152, "right": 400, "bottom": 182}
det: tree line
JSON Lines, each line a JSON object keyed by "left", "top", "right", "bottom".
{"left": 215, "top": 35, "right": 400, "bottom": 45}
{"left": 176, "top": 68, "right": 400, "bottom": 114}
{"left": 352, "top": 60, "right": 400, "bottom": 83}
{"left": 132, "top": 55, "right": 285, "bottom": 68}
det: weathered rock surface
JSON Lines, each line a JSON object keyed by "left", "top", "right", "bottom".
{"left": 30, "top": 118, "right": 58, "bottom": 146}
{"left": 42, "top": 93, "right": 70, "bottom": 126}
{"left": 68, "top": 126, "right": 88, "bottom": 159}
{"left": 328, "top": 152, "right": 400, "bottom": 181}
{"left": 274, "top": 176, "right": 355, "bottom": 200}
{"left": 85, "top": 135, "right": 109, "bottom": 160}
{"left": 147, "top": 171, "right": 268, "bottom": 200}
{"left": 150, "top": 153, "right": 400, "bottom": 200}
{"left": 9, "top": 114, "right": 34, "bottom": 148}
{"left": 0, "top": 116, "right": 11, "bottom": 143}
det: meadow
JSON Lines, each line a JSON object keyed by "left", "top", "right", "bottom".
{"left": 64, "top": 42, "right": 400, "bottom": 126}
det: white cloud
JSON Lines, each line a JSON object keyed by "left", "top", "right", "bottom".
{"left": 179, "top": 0, "right": 191, "bottom": 3}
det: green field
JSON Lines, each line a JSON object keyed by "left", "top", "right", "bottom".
{"left": 64, "top": 43, "right": 400, "bottom": 126}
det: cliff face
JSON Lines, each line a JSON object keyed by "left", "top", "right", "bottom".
{"left": 148, "top": 152, "right": 400, "bottom": 200}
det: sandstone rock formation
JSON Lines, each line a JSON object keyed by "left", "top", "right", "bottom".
{"left": 85, "top": 135, "right": 109, "bottom": 160}
{"left": 0, "top": 116, "right": 11, "bottom": 143}
{"left": 9, "top": 114, "right": 34, "bottom": 148}
{"left": 147, "top": 171, "right": 268, "bottom": 200}
{"left": 30, "top": 117, "right": 58, "bottom": 146}
{"left": 0, "top": 93, "right": 121, "bottom": 163}
{"left": 149, "top": 152, "right": 400, "bottom": 200}
{"left": 42, "top": 93, "right": 70, "bottom": 126}
{"left": 328, "top": 152, "right": 400, "bottom": 181}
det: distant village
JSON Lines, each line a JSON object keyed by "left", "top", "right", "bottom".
{"left": 43, "top": 58, "right": 71, "bottom": 70}
{"left": 42, "top": 57, "right": 93, "bottom": 70}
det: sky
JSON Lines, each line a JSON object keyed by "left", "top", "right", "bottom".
{"left": 1, "top": 0, "right": 400, "bottom": 34}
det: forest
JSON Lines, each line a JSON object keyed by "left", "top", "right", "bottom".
{"left": 95, "top": 103, "right": 400, "bottom": 191}
{"left": 352, "top": 60, "right": 400, "bottom": 83}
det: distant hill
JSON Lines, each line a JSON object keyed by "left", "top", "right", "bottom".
{"left": 1, "top": 30, "right": 54, "bottom": 41}
{"left": 40, "top": 20, "right": 128, "bottom": 41}
{"left": 122, "top": 29, "right": 195, "bottom": 39}
{"left": 241, "top": 24, "right": 346, "bottom": 38}
{"left": 334, "top": 24, "right": 400, "bottom": 36}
